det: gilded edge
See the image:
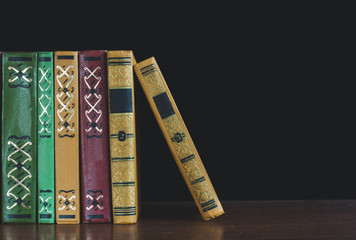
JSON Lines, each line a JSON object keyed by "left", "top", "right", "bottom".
{"left": 136, "top": 59, "right": 221, "bottom": 218}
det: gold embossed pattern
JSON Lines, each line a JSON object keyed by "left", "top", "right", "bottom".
{"left": 109, "top": 114, "right": 135, "bottom": 157}
{"left": 142, "top": 70, "right": 165, "bottom": 96}
{"left": 108, "top": 65, "right": 133, "bottom": 88}
{"left": 107, "top": 51, "right": 137, "bottom": 223}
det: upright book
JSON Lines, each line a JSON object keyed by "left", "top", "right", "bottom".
{"left": 54, "top": 51, "right": 80, "bottom": 224}
{"left": 37, "top": 52, "right": 55, "bottom": 223}
{"left": 134, "top": 57, "right": 224, "bottom": 220}
{"left": 1, "top": 52, "right": 38, "bottom": 223}
{"left": 107, "top": 50, "right": 138, "bottom": 224}
{"left": 79, "top": 50, "right": 112, "bottom": 223}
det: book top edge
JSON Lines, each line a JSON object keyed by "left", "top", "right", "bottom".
{"left": 55, "top": 51, "right": 78, "bottom": 56}
{"left": 38, "top": 51, "right": 53, "bottom": 55}
{"left": 135, "top": 57, "right": 156, "bottom": 68}
{"left": 79, "top": 50, "right": 106, "bottom": 56}
{"left": 106, "top": 50, "right": 133, "bottom": 58}
{"left": 2, "top": 52, "right": 37, "bottom": 57}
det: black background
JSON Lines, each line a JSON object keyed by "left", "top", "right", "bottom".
{"left": 0, "top": 4, "right": 353, "bottom": 202}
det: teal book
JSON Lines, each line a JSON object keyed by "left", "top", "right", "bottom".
{"left": 37, "top": 52, "right": 55, "bottom": 223}
{"left": 1, "top": 52, "right": 38, "bottom": 223}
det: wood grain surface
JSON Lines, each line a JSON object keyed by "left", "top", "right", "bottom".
{"left": 1, "top": 201, "right": 356, "bottom": 239}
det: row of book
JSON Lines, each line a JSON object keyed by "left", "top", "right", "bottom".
{"left": 0, "top": 50, "right": 224, "bottom": 224}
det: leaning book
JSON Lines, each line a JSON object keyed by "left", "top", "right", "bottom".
{"left": 134, "top": 57, "right": 224, "bottom": 220}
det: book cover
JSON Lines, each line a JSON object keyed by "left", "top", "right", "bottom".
{"left": 79, "top": 50, "right": 112, "bottom": 223}
{"left": 107, "top": 50, "right": 138, "bottom": 224}
{"left": 37, "top": 52, "right": 55, "bottom": 223}
{"left": 1, "top": 52, "right": 38, "bottom": 223}
{"left": 54, "top": 51, "right": 80, "bottom": 224}
{"left": 134, "top": 57, "right": 224, "bottom": 220}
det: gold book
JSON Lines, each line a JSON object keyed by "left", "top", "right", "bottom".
{"left": 107, "top": 50, "right": 138, "bottom": 224}
{"left": 54, "top": 51, "right": 80, "bottom": 224}
{"left": 134, "top": 57, "right": 224, "bottom": 220}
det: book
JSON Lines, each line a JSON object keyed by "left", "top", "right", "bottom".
{"left": 107, "top": 50, "right": 138, "bottom": 224}
{"left": 134, "top": 57, "right": 224, "bottom": 220}
{"left": 54, "top": 51, "right": 80, "bottom": 224}
{"left": 79, "top": 50, "right": 112, "bottom": 223}
{"left": 1, "top": 52, "right": 38, "bottom": 223}
{"left": 37, "top": 52, "right": 55, "bottom": 223}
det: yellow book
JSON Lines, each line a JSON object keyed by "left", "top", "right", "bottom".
{"left": 134, "top": 57, "right": 224, "bottom": 220}
{"left": 54, "top": 51, "right": 80, "bottom": 224}
{"left": 107, "top": 50, "right": 138, "bottom": 224}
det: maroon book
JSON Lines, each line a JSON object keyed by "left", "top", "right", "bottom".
{"left": 79, "top": 50, "right": 111, "bottom": 223}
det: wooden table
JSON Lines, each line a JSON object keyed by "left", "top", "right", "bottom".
{"left": 1, "top": 200, "right": 356, "bottom": 239}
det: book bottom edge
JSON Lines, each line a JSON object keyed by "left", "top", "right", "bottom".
{"left": 202, "top": 207, "right": 225, "bottom": 221}
{"left": 113, "top": 215, "right": 138, "bottom": 224}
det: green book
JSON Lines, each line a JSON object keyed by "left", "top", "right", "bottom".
{"left": 37, "top": 52, "right": 55, "bottom": 223}
{"left": 1, "top": 52, "right": 38, "bottom": 223}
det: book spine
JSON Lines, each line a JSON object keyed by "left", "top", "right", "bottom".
{"left": 79, "top": 50, "right": 112, "bottom": 223}
{"left": 54, "top": 51, "right": 80, "bottom": 224}
{"left": 107, "top": 51, "right": 138, "bottom": 224}
{"left": 134, "top": 57, "right": 224, "bottom": 220}
{"left": 37, "top": 52, "right": 55, "bottom": 223}
{"left": 1, "top": 52, "right": 38, "bottom": 223}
